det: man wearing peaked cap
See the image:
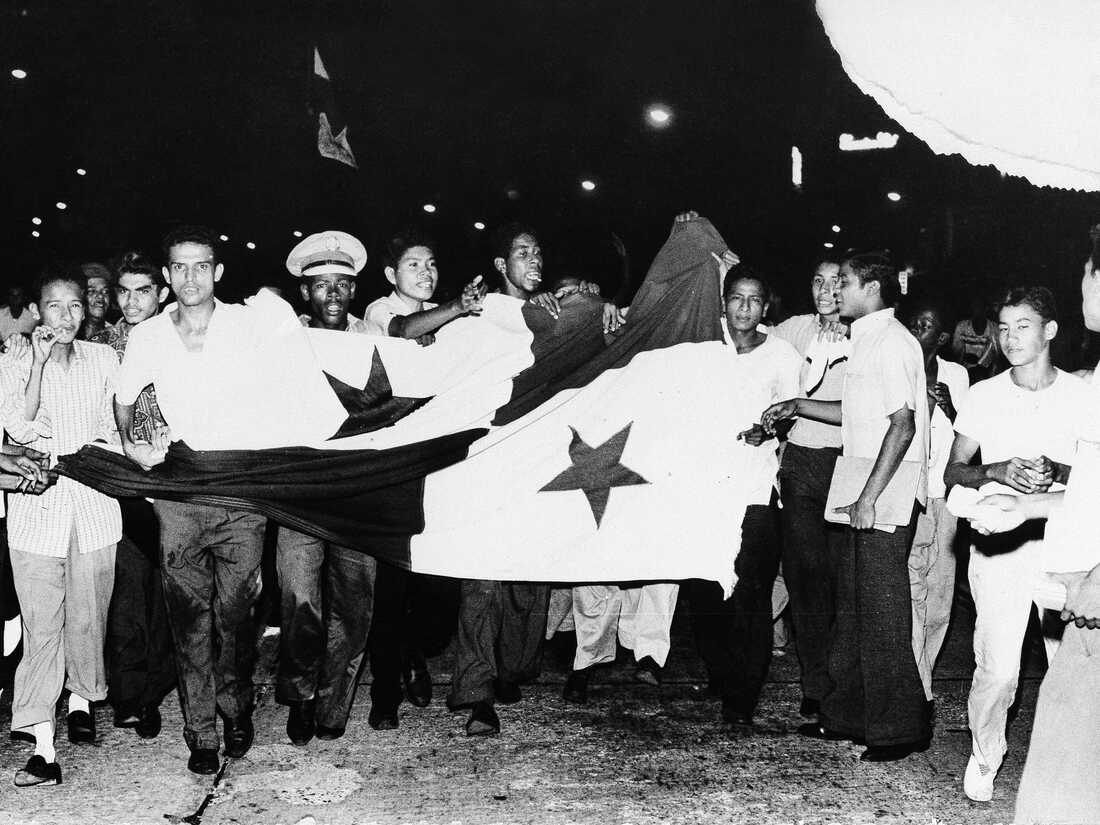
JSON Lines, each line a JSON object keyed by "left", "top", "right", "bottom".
{"left": 286, "top": 231, "right": 367, "bottom": 332}
{"left": 273, "top": 230, "right": 379, "bottom": 747}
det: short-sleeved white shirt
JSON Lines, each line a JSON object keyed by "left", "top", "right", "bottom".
{"left": 771, "top": 313, "right": 848, "bottom": 450}
{"left": 359, "top": 292, "right": 438, "bottom": 336}
{"left": 723, "top": 331, "right": 803, "bottom": 505}
{"left": 842, "top": 308, "right": 929, "bottom": 506}
{"left": 952, "top": 367, "right": 1092, "bottom": 486}
{"left": 115, "top": 300, "right": 266, "bottom": 449}
{"left": 928, "top": 357, "right": 970, "bottom": 499}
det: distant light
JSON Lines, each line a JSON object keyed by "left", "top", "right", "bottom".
{"left": 245, "top": 241, "right": 256, "bottom": 250}
{"left": 292, "top": 230, "right": 303, "bottom": 238}
{"left": 505, "top": 189, "right": 520, "bottom": 201}
{"left": 55, "top": 201, "right": 67, "bottom": 210}
{"left": 886, "top": 191, "right": 902, "bottom": 202}
{"left": 75, "top": 168, "right": 86, "bottom": 176}
{"left": 839, "top": 131, "right": 899, "bottom": 152}
{"left": 791, "top": 146, "right": 803, "bottom": 189}
{"left": 473, "top": 221, "right": 486, "bottom": 231}
{"left": 823, "top": 242, "right": 835, "bottom": 249}
{"left": 645, "top": 104, "right": 673, "bottom": 128}
{"left": 580, "top": 179, "right": 596, "bottom": 192}
{"left": 831, "top": 224, "right": 841, "bottom": 233}
{"left": 218, "top": 234, "right": 229, "bottom": 242}
{"left": 31, "top": 230, "right": 40, "bottom": 238}
{"left": 11, "top": 68, "right": 27, "bottom": 80}
{"left": 31, "top": 217, "right": 41, "bottom": 225}
{"left": 422, "top": 203, "right": 437, "bottom": 213}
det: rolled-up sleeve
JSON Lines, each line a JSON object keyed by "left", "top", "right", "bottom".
{"left": 0, "top": 360, "right": 52, "bottom": 444}
{"left": 875, "top": 332, "right": 921, "bottom": 416}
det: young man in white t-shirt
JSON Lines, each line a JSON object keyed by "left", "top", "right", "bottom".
{"left": 905, "top": 298, "right": 969, "bottom": 706}
{"left": 944, "top": 285, "right": 1092, "bottom": 802}
{"left": 686, "top": 261, "right": 801, "bottom": 726}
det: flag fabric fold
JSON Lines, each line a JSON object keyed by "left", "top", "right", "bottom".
{"left": 59, "top": 219, "right": 768, "bottom": 592}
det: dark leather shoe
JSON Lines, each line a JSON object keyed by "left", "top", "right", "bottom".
{"left": 799, "top": 697, "right": 821, "bottom": 718}
{"left": 67, "top": 710, "right": 95, "bottom": 744}
{"left": 315, "top": 723, "right": 346, "bottom": 741}
{"left": 187, "top": 748, "right": 220, "bottom": 775}
{"left": 223, "top": 715, "right": 254, "bottom": 759}
{"left": 113, "top": 702, "right": 141, "bottom": 729}
{"left": 14, "top": 755, "right": 62, "bottom": 787}
{"left": 563, "top": 669, "right": 589, "bottom": 705}
{"left": 859, "top": 740, "right": 930, "bottom": 762}
{"left": 494, "top": 679, "right": 522, "bottom": 705}
{"left": 721, "top": 701, "right": 753, "bottom": 727}
{"left": 797, "top": 722, "right": 865, "bottom": 745}
{"left": 368, "top": 703, "right": 399, "bottom": 731}
{"left": 465, "top": 701, "right": 500, "bottom": 736}
{"left": 403, "top": 654, "right": 433, "bottom": 708}
{"left": 135, "top": 705, "right": 162, "bottom": 739}
{"left": 634, "top": 656, "right": 662, "bottom": 686}
{"left": 286, "top": 700, "right": 316, "bottom": 746}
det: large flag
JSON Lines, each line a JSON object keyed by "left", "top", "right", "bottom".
{"left": 59, "top": 220, "right": 770, "bottom": 592}
{"left": 818, "top": 0, "right": 1100, "bottom": 192}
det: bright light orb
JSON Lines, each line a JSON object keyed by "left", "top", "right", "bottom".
{"left": 246, "top": 241, "right": 256, "bottom": 250}
{"left": 76, "top": 168, "right": 86, "bottom": 176}
{"left": 31, "top": 230, "right": 40, "bottom": 238}
{"left": 831, "top": 224, "right": 841, "bottom": 233}
{"left": 887, "top": 191, "right": 902, "bottom": 202}
{"left": 473, "top": 221, "right": 486, "bottom": 231}
{"left": 31, "top": 217, "right": 41, "bottom": 225}
{"left": 292, "top": 230, "right": 303, "bottom": 238}
{"left": 823, "top": 242, "right": 835, "bottom": 249}
{"left": 422, "top": 203, "right": 437, "bottom": 214}
{"left": 580, "top": 179, "right": 596, "bottom": 192}
{"left": 11, "top": 68, "right": 27, "bottom": 80}
{"left": 55, "top": 201, "right": 67, "bottom": 210}
{"left": 219, "top": 234, "right": 229, "bottom": 242}
{"left": 645, "top": 104, "right": 673, "bottom": 128}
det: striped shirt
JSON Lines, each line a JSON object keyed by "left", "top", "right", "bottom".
{"left": 0, "top": 342, "right": 122, "bottom": 556}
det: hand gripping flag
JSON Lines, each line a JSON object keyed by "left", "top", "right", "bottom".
{"left": 58, "top": 219, "right": 772, "bottom": 593}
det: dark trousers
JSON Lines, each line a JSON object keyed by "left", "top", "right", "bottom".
{"left": 155, "top": 500, "right": 266, "bottom": 751}
{"left": 688, "top": 500, "right": 780, "bottom": 714}
{"left": 448, "top": 580, "right": 549, "bottom": 708}
{"left": 821, "top": 514, "right": 930, "bottom": 747}
{"left": 274, "top": 526, "right": 377, "bottom": 729}
{"left": 106, "top": 525, "right": 176, "bottom": 710}
{"left": 368, "top": 561, "right": 459, "bottom": 709}
{"left": 778, "top": 443, "right": 844, "bottom": 704}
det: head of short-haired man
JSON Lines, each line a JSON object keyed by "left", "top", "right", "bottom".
{"left": 1082, "top": 224, "right": 1100, "bottom": 333}
{"left": 30, "top": 265, "right": 87, "bottom": 349}
{"left": 161, "top": 225, "right": 223, "bottom": 309}
{"left": 113, "top": 251, "right": 168, "bottom": 327}
{"left": 80, "top": 262, "right": 112, "bottom": 324}
{"left": 997, "top": 286, "right": 1058, "bottom": 368}
{"left": 906, "top": 297, "right": 955, "bottom": 361}
{"left": 810, "top": 256, "right": 841, "bottom": 320}
{"left": 383, "top": 229, "right": 436, "bottom": 312}
{"left": 834, "top": 252, "right": 898, "bottom": 321}
{"left": 492, "top": 222, "right": 542, "bottom": 299}
{"left": 723, "top": 265, "right": 771, "bottom": 334}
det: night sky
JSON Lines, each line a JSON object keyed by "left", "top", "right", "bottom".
{"left": 3, "top": 0, "right": 1098, "bottom": 319}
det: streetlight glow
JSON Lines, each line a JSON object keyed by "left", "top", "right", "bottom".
{"left": 645, "top": 104, "right": 673, "bottom": 128}
{"left": 246, "top": 241, "right": 256, "bottom": 250}
{"left": 11, "top": 68, "right": 27, "bottom": 80}
{"left": 422, "top": 203, "right": 437, "bottom": 213}
{"left": 219, "top": 234, "right": 229, "bottom": 242}
{"left": 31, "top": 230, "right": 40, "bottom": 238}
{"left": 831, "top": 224, "right": 841, "bottom": 233}
{"left": 473, "top": 221, "right": 486, "bottom": 231}
{"left": 292, "top": 230, "right": 303, "bottom": 238}
{"left": 887, "top": 191, "right": 902, "bottom": 202}
{"left": 823, "top": 242, "right": 835, "bottom": 249}
{"left": 76, "top": 168, "right": 86, "bottom": 176}
{"left": 55, "top": 201, "right": 67, "bottom": 210}
{"left": 580, "top": 179, "right": 596, "bottom": 192}
{"left": 31, "top": 217, "right": 41, "bottom": 225}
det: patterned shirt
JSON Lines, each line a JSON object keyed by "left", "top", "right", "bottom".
{"left": 91, "top": 321, "right": 167, "bottom": 443}
{"left": 0, "top": 342, "right": 122, "bottom": 556}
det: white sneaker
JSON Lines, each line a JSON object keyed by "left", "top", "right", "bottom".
{"left": 963, "top": 754, "right": 995, "bottom": 802}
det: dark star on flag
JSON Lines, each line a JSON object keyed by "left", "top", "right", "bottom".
{"left": 324, "top": 349, "right": 428, "bottom": 440}
{"left": 539, "top": 422, "right": 649, "bottom": 527}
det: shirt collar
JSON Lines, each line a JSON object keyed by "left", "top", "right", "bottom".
{"left": 850, "top": 307, "right": 895, "bottom": 340}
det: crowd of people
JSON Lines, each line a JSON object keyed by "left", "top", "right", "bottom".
{"left": 0, "top": 214, "right": 1096, "bottom": 824}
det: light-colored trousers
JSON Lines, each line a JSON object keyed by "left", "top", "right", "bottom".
{"left": 1014, "top": 619, "right": 1100, "bottom": 824}
{"left": 908, "top": 497, "right": 958, "bottom": 700}
{"left": 10, "top": 537, "right": 116, "bottom": 734}
{"left": 550, "top": 583, "right": 679, "bottom": 671}
{"left": 967, "top": 538, "right": 1063, "bottom": 771}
